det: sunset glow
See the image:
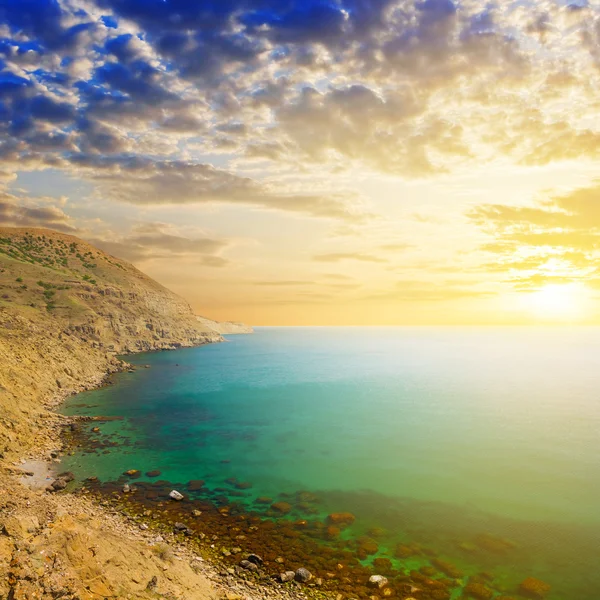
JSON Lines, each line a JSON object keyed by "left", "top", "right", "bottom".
{"left": 1, "top": 1, "right": 600, "bottom": 324}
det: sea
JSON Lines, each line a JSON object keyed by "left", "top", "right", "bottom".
{"left": 60, "top": 327, "right": 600, "bottom": 599}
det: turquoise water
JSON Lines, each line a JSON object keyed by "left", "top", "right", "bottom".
{"left": 61, "top": 327, "right": 600, "bottom": 598}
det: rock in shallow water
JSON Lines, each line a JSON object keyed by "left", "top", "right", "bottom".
{"left": 169, "top": 490, "right": 184, "bottom": 501}
{"left": 295, "top": 568, "right": 312, "bottom": 583}
{"left": 519, "top": 577, "right": 551, "bottom": 598}
{"left": 368, "top": 575, "right": 389, "bottom": 589}
{"left": 239, "top": 560, "right": 259, "bottom": 572}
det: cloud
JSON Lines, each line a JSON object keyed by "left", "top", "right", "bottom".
{"left": 0, "top": 191, "right": 75, "bottom": 231}
{"left": 2, "top": 0, "right": 600, "bottom": 233}
{"left": 90, "top": 224, "right": 231, "bottom": 267}
{"left": 66, "top": 155, "right": 369, "bottom": 221}
{"left": 313, "top": 252, "right": 387, "bottom": 263}
{"left": 469, "top": 182, "right": 600, "bottom": 289}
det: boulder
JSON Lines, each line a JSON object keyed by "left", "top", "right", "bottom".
{"left": 519, "top": 577, "right": 551, "bottom": 598}
{"left": 326, "top": 512, "right": 356, "bottom": 527}
{"left": 295, "top": 568, "right": 312, "bottom": 583}
{"left": 247, "top": 554, "right": 263, "bottom": 566}
{"left": 239, "top": 560, "right": 259, "bottom": 572}
{"left": 49, "top": 478, "right": 67, "bottom": 491}
{"left": 368, "top": 575, "right": 389, "bottom": 589}
{"left": 271, "top": 501, "right": 292, "bottom": 515}
{"left": 279, "top": 571, "right": 296, "bottom": 583}
{"left": 187, "top": 479, "right": 205, "bottom": 491}
{"left": 464, "top": 582, "right": 494, "bottom": 600}
{"left": 169, "top": 490, "right": 184, "bottom": 501}
{"left": 123, "top": 469, "right": 141, "bottom": 478}
{"left": 57, "top": 471, "right": 75, "bottom": 482}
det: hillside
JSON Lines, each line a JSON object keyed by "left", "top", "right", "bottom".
{"left": 0, "top": 226, "right": 222, "bottom": 457}
{"left": 197, "top": 315, "right": 254, "bottom": 335}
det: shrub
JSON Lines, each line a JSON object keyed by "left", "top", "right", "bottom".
{"left": 151, "top": 543, "right": 173, "bottom": 562}
{"left": 15, "top": 277, "right": 23, "bottom": 282}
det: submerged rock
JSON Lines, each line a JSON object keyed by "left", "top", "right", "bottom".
{"left": 271, "top": 501, "right": 292, "bottom": 515}
{"left": 368, "top": 575, "right": 389, "bottom": 589}
{"left": 519, "top": 577, "right": 551, "bottom": 598}
{"left": 145, "top": 470, "right": 161, "bottom": 477}
{"left": 464, "top": 582, "right": 494, "bottom": 600}
{"left": 326, "top": 512, "right": 356, "bottom": 527}
{"left": 295, "top": 568, "right": 312, "bottom": 583}
{"left": 239, "top": 559, "right": 259, "bottom": 572}
{"left": 187, "top": 479, "right": 205, "bottom": 491}
{"left": 124, "top": 469, "right": 141, "bottom": 478}
{"left": 169, "top": 490, "right": 184, "bottom": 501}
{"left": 254, "top": 496, "right": 272, "bottom": 504}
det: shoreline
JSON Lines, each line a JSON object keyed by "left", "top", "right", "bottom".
{"left": 2, "top": 341, "right": 327, "bottom": 600}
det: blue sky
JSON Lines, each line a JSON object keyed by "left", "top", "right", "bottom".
{"left": 2, "top": 0, "right": 600, "bottom": 324}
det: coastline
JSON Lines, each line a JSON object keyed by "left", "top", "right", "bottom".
{"left": 1, "top": 341, "right": 326, "bottom": 600}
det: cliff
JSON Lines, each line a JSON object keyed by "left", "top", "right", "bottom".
{"left": 0, "top": 227, "right": 222, "bottom": 458}
{"left": 196, "top": 316, "right": 254, "bottom": 335}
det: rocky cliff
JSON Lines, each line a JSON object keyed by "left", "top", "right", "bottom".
{"left": 196, "top": 316, "right": 254, "bottom": 335}
{"left": 0, "top": 227, "right": 222, "bottom": 458}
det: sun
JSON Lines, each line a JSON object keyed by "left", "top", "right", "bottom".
{"left": 526, "top": 283, "right": 589, "bottom": 321}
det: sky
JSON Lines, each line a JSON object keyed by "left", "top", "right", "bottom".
{"left": 2, "top": 0, "right": 600, "bottom": 325}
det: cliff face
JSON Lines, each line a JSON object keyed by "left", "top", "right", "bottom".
{"left": 0, "top": 227, "right": 222, "bottom": 457}
{"left": 196, "top": 315, "right": 254, "bottom": 335}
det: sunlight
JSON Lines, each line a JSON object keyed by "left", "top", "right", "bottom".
{"left": 526, "top": 283, "right": 590, "bottom": 321}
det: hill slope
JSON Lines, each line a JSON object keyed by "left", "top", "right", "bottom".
{"left": 197, "top": 315, "right": 254, "bottom": 334}
{"left": 0, "top": 227, "right": 222, "bottom": 456}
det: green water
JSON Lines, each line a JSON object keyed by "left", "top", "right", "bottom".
{"left": 61, "top": 327, "right": 600, "bottom": 598}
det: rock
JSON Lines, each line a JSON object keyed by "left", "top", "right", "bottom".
{"left": 86, "top": 476, "right": 98, "bottom": 482}
{"left": 326, "top": 512, "right": 356, "bottom": 527}
{"left": 235, "top": 481, "right": 252, "bottom": 490}
{"left": 255, "top": 496, "right": 273, "bottom": 504}
{"left": 192, "top": 509, "right": 202, "bottom": 517}
{"left": 146, "top": 576, "right": 158, "bottom": 591}
{"left": 187, "top": 479, "right": 205, "bottom": 491}
{"left": 519, "top": 577, "right": 551, "bottom": 598}
{"left": 275, "top": 557, "right": 285, "bottom": 564}
{"left": 464, "top": 582, "right": 494, "bottom": 600}
{"left": 145, "top": 470, "right": 161, "bottom": 477}
{"left": 431, "top": 558, "right": 463, "bottom": 579}
{"left": 174, "top": 522, "right": 187, "bottom": 531}
{"left": 279, "top": 571, "right": 296, "bottom": 583}
{"left": 239, "top": 560, "right": 259, "bottom": 572}
{"left": 295, "top": 568, "right": 312, "bottom": 583}
{"left": 169, "top": 490, "right": 184, "bottom": 501}
{"left": 124, "top": 469, "right": 141, "bottom": 478}
{"left": 271, "top": 501, "right": 292, "bottom": 515}
{"left": 49, "top": 478, "right": 67, "bottom": 491}
{"left": 122, "top": 484, "right": 131, "bottom": 493}
{"left": 139, "top": 523, "right": 149, "bottom": 530}
{"left": 394, "top": 543, "right": 416, "bottom": 558}
{"left": 247, "top": 554, "right": 263, "bottom": 566}
{"left": 368, "top": 575, "right": 389, "bottom": 589}
{"left": 57, "top": 471, "right": 75, "bottom": 482}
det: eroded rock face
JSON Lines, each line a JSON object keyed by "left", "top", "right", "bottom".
{"left": 0, "top": 227, "right": 224, "bottom": 459}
